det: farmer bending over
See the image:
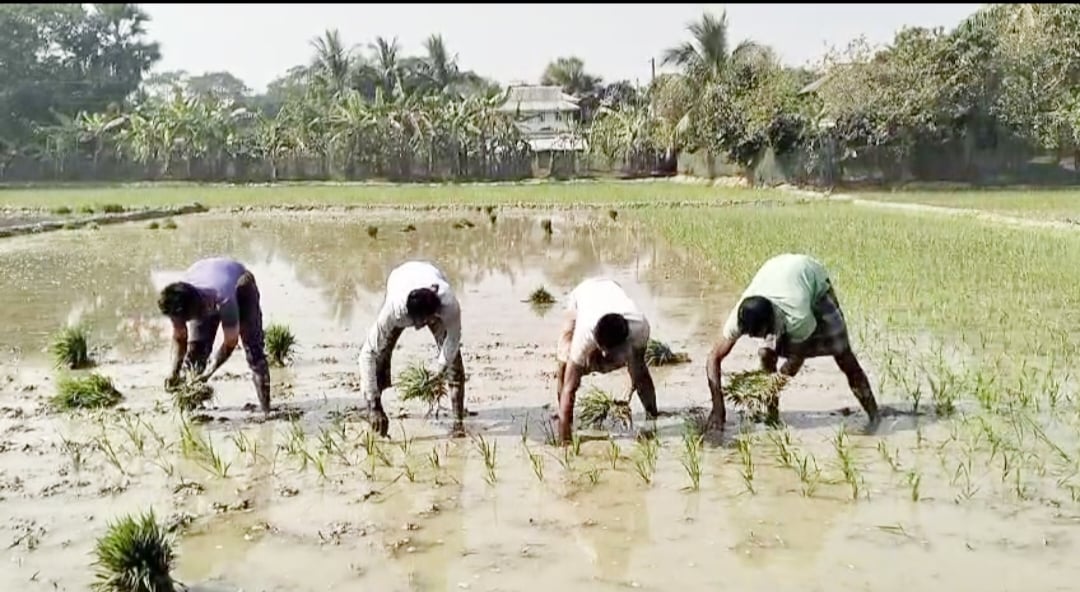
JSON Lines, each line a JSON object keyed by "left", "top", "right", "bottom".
{"left": 157, "top": 257, "right": 271, "bottom": 413}
{"left": 705, "top": 253, "right": 878, "bottom": 430}
{"left": 358, "top": 260, "right": 465, "bottom": 437}
{"left": 555, "top": 278, "right": 657, "bottom": 444}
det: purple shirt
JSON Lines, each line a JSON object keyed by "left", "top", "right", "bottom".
{"left": 182, "top": 257, "right": 249, "bottom": 326}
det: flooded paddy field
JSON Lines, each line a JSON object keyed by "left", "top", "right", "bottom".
{"left": 2, "top": 204, "right": 1079, "bottom": 591}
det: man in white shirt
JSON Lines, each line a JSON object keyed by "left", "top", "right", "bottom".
{"left": 358, "top": 260, "right": 465, "bottom": 437}
{"left": 554, "top": 278, "right": 657, "bottom": 444}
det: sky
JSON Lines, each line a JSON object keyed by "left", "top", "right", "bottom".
{"left": 141, "top": 3, "right": 985, "bottom": 94}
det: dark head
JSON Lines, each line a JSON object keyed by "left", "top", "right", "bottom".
{"left": 405, "top": 287, "right": 441, "bottom": 327}
{"left": 594, "top": 313, "right": 630, "bottom": 350}
{"left": 737, "top": 296, "right": 775, "bottom": 338}
{"left": 157, "top": 281, "right": 204, "bottom": 321}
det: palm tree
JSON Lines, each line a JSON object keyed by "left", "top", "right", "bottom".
{"left": 310, "top": 29, "right": 352, "bottom": 96}
{"left": 540, "top": 57, "right": 602, "bottom": 97}
{"left": 660, "top": 10, "right": 775, "bottom": 82}
{"left": 423, "top": 34, "right": 460, "bottom": 92}
{"left": 370, "top": 36, "right": 403, "bottom": 98}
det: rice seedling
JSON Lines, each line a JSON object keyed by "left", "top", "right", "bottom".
{"left": 631, "top": 436, "right": 659, "bottom": 486}
{"left": 581, "top": 466, "right": 602, "bottom": 487}
{"left": 402, "top": 224, "right": 416, "bottom": 232}
{"left": 117, "top": 414, "right": 147, "bottom": 456}
{"left": 606, "top": 440, "right": 621, "bottom": 470}
{"left": 735, "top": 434, "right": 756, "bottom": 495}
{"left": 489, "top": 213, "right": 498, "bottom": 225}
{"left": 483, "top": 205, "right": 496, "bottom": 215}
{"left": 100, "top": 204, "right": 125, "bottom": 214}
{"left": 526, "top": 445, "right": 545, "bottom": 482}
{"left": 240, "top": 221, "right": 253, "bottom": 229}
{"left": 527, "top": 286, "right": 556, "bottom": 306}
{"left": 60, "top": 435, "right": 89, "bottom": 472}
{"left": 540, "top": 219, "right": 553, "bottom": 235}
{"left": 428, "top": 446, "right": 441, "bottom": 472}
{"left": 452, "top": 218, "right": 475, "bottom": 229}
{"left": 63, "top": 221, "right": 78, "bottom": 230}
{"left": 147, "top": 221, "right": 160, "bottom": 230}
{"left": 52, "top": 205, "right": 72, "bottom": 215}
{"left": 724, "top": 370, "right": 790, "bottom": 422}
{"left": 680, "top": 431, "right": 705, "bottom": 491}
{"left": 906, "top": 470, "right": 922, "bottom": 502}
{"left": 91, "top": 510, "right": 177, "bottom": 592}
{"left": 577, "top": 387, "right": 632, "bottom": 431}
{"left": 52, "top": 373, "right": 123, "bottom": 410}
{"left": 49, "top": 324, "right": 93, "bottom": 369}
{"left": 608, "top": 209, "right": 618, "bottom": 221}
{"left": 644, "top": 339, "right": 690, "bottom": 367}
{"left": 179, "top": 418, "right": 231, "bottom": 478}
{"left": 80, "top": 205, "right": 96, "bottom": 214}
{"left": 366, "top": 225, "right": 378, "bottom": 238}
{"left": 263, "top": 323, "right": 297, "bottom": 367}
{"left": 832, "top": 425, "right": 863, "bottom": 501}
{"left": 396, "top": 362, "right": 447, "bottom": 416}
{"left": 161, "top": 219, "right": 177, "bottom": 230}
{"left": 472, "top": 434, "right": 497, "bottom": 484}
{"left": 877, "top": 440, "right": 902, "bottom": 472}
{"left": 766, "top": 428, "right": 796, "bottom": 469}
{"left": 794, "top": 451, "right": 822, "bottom": 497}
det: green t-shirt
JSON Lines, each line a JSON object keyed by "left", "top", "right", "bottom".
{"left": 722, "top": 254, "right": 831, "bottom": 344}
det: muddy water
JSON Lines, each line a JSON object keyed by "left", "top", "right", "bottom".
{"left": 1, "top": 209, "right": 1077, "bottom": 591}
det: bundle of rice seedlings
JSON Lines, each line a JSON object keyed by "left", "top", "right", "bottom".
{"left": 483, "top": 205, "right": 496, "bottom": 215}
{"left": 170, "top": 379, "right": 215, "bottom": 412}
{"left": 725, "top": 369, "right": 791, "bottom": 420}
{"left": 52, "top": 206, "right": 73, "bottom": 215}
{"left": 452, "top": 218, "right": 475, "bottom": 229}
{"left": 161, "top": 219, "right": 177, "bottom": 230}
{"left": 396, "top": 363, "right": 447, "bottom": 416}
{"left": 52, "top": 373, "right": 123, "bottom": 410}
{"left": 608, "top": 209, "right": 618, "bottom": 221}
{"left": 577, "top": 387, "right": 633, "bottom": 431}
{"left": 366, "top": 225, "right": 378, "bottom": 238}
{"left": 92, "top": 510, "right": 177, "bottom": 592}
{"left": 540, "top": 219, "right": 553, "bottom": 235}
{"left": 240, "top": 221, "right": 253, "bottom": 229}
{"left": 644, "top": 339, "right": 690, "bottom": 367}
{"left": 101, "top": 204, "right": 125, "bottom": 214}
{"left": 49, "top": 325, "right": 93, "bottom": 369}
{"left": 80, "top": 205, "right": 96, "bottom": 214}
{"left": 527, "top": 286, "right": 556, "bottom": 306}
{"left": 147, "top": 221, "right": 160, "bottom": 230}
{"left": 264, "top": 323, "right": 297, "bottom": 367}
{"left": 402, "top": 224, "right": 417, "bottom": 232}
{"left": 489, "top": 213, "right": 497, "bottom": 225}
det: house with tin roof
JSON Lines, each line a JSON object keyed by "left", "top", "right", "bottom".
{"left": 497, "top": 84, "right": 588, "bottom": 152}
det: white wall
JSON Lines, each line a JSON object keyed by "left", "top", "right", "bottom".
{"left": 513, "top": 110, "right": 577, "bottom": 137}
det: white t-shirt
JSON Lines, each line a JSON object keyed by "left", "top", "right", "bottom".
{"left": 358, "top": 261, "right": 462, "bottom": 398}
{"left": 562, "top": 278, "right": 650, "bottom": 367}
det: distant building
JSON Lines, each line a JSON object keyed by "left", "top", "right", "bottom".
{"left": 497, "top": 85, "right": 588, "bottom": 153}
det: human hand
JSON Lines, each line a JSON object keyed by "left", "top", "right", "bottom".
{"left": 164, "top": 374, "right": 182, "bottom": 392}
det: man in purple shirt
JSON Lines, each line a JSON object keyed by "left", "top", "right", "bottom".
{"left": 157, "top": 257, "right": 270, "bottom": 413}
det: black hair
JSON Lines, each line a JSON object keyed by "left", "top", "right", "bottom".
{"left": 594, "top": 313, "right": 630, "bottom": 349}
{"left": 737, "top": 296, "right": 775, "bottom": 338}
{"left": 158, "top": 282, "right": 204, "bottom": 320}
{"left": 405, "top": 287, "right": 441, "bottom": 320}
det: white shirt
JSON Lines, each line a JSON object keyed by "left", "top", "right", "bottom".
{"left": 358, "top": 261, "right": 462, "bottom": 399}
{"left": 563, "top": 278, "right": 650, "bottom": 367}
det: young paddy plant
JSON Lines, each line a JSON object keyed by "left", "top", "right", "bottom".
{"left": 366, "top": 225, "right": 378, "bottom": 238}
{"left": 527, "top": 286, "right": 556, "bottom": 306}
{"left": 832, "top": 425, "right": 865, "bottom": 501}
{"left": 793, "top": 451, "right": 823, "bottom": 498}
{"left": 91, "top": 510, "right": 177, "bottom": 592}
{"left": 526, "top": 444, "right": 546, "bottom": 483}
{"left": 631, "top": 436, "right": 659, "bottom": 486}
{"left": 735, "top": 434, "right": 756, "bottom": 495}
{"left": 680, "top": 431, "right": 705, "bottom": 491}
{"left": 577, "top": 387, "right": 632, "bottom": 431}
{"left": 264, "top": 323, "right": 297, "bottom": 367}
{"left": 49, "top": 324, "right": 93, "bottom": 369}
{"left": 52, "top": 373, "right": 123, "bottom": 411}
{"left": 161, "top": 219, "right": 177, "bottom": 230}
{"left": 472, "top": 434, "right": 498, "bottom": 485}
{"left": 606, "top": 439, "right": 621, "bottom": 470}
{"left": 766, "top": 428, "right": 796, "bottom": 469}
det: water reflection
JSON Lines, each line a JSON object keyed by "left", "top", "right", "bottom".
{"left": 0, "top": 209, "right": 732, "bottom": 365}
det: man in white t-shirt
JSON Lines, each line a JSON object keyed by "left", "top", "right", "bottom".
{"left": 554, "top": 278, "right": 657, "bottom": 444}
{"left": 358, "top": 260, "right": 465, "bottom": 437}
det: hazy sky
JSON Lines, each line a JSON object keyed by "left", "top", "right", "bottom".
{"left": 142, "top": 3, "right": 984, "bottom": 93}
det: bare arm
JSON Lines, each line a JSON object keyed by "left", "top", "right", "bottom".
{"left": 706, "top": 335, "right": 738, "bottom": 428}
{"left": 169, "top": 318, "right": 189, "bottom": 381}
{"left": 433, "top": 297, "right": 462, "bottom": 376}
{"left": 558, "top": 361, "right": 584, "bottom": 444}
{"left": 359, "top": 300, "right": 398, "bottom": 400}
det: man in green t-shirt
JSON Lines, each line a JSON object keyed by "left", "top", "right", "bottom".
{"left": 704, "top": 253, "right": 878, "bottom": 430}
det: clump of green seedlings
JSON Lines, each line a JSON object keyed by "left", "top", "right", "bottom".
{"left": 680, "top": 423, "right": 705, "bottom": 491}
{"left": 366, "top": 225, "right": 378, "bottom": 238}
{"left": 80, "top": 205, "right": 96, "bottom": 214}
{"left": 170, "top": 379, "right": 214, "bottom": 412}
{"left": 91, "top": 510, "right": 177, "bottom": 592}
{"left": 472, "top": 434, "right": 497, "bottom": 484}
{"left": 483, "top": 205, "right": 496, "bottom": 216}
{"left": 527, "top": 286, "right": 556, "bottom": 306}
{"left": 161, "top": 219, "right": 177, "bottom": 230}
{"left": 396, "top": 362, "right": 447, "bottom": 416}
{"left": 452, "top": 218, "right": 476, "bottom": 229}
{"left": 402, "top": 224, "right": 416, "bottom": 232}
{"left": 49, "top": 324, "right": 93, "bottom": 369}
{"left": 608, "top": 209, "right": 618, "bottom": 221}
{"left": 147, "top": 221, "right": 160, "bottom": 230}
{"left": 100, "top": 204, "right": 125, "bottom": 214}
{"left": 631, "top": 435, "right": 660, "bottom": 485}
{"left": 52, "top": 373, "right": 123, "bottom": 410}
{"left": 489, "top": 213, "right": 497, "bottom": 225}
{"left": 735, "top": 433, "right": 756, "bottom": 495}
{"left": 52, "top": 205, "right": 73, "bottom": 215}
{"left": 644, "top": 339, "right": 690, "bottom": 366}
{"left": 264, "top": 323, "right": 297, "bottom": 367}
{"left": 577, "top": 387, "right": 632, "bottom": 431}
{"left": 725, "top": 370, "right": 790, "bottom": 421}
{"left": 831, "top": 425, "right": 864, "bottom": 501}
{"left": 240, "top": 221, "right": 253, "bottom": 229}
{"left": 540, "top": 219, "right": 553, "bottom": 235}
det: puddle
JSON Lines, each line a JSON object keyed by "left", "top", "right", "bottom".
{"left": 0, "top": 208, "right": 1076, "bottom": 591}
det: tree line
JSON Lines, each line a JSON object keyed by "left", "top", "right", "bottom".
{"left": 2, "top": 3, "right": 1078, "bottom": 186}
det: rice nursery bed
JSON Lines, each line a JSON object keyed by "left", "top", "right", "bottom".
{"left": 0, "top": 192, "right": 1078, "bottom": 591}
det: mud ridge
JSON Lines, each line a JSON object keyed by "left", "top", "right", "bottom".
{"left": 0, "top": 203, "right": 209, "bottom": 239}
